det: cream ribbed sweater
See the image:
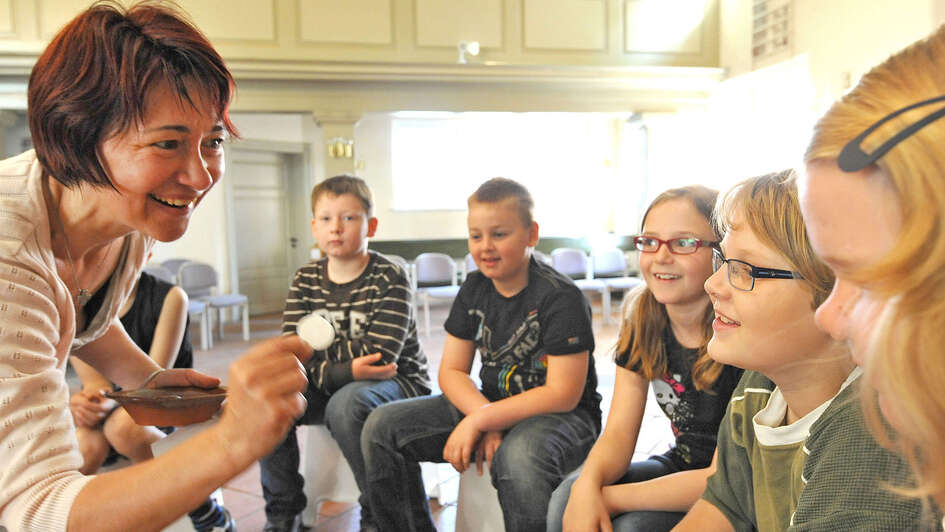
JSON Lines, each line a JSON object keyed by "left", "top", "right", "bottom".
{"left": 0, "top": 150, "right": 151, "bottom": 531}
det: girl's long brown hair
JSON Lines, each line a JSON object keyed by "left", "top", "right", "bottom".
{"left": 615, "top": 185, "right": 723, "bottom": 391}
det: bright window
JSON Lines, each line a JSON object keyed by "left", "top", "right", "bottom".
{"left": 390, "top": 112, "right": 636, "bottom": 236}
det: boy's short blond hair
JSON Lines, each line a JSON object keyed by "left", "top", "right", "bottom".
{"left": 311, "top": 174, "right": 374, "bottom": 216}
{"left": 714, "top": 169, "right": 834, "bottom": 309}
{"left": 467, "top": 177, "right": 534, "bottom": 227}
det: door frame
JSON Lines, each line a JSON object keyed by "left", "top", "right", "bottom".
{"left": 223, "top": 139, "right": 316, "bottom": 313}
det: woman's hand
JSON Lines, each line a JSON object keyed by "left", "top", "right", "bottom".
{"left": 352, "top": 353, "right": 397, "bottom": 381}
{"left": 143, "top": 368, "right": 220, "bottom": 389}
{"left": 474, "top": 430, "right": 502, "bottom": 475}
{"left": 562, "top": 478, "right": 612, "bottom": 532}
{"left": 68, "top": 389, "right": 117, "bottom": 428}
{"left": 443, "top": 414, "right": 483, "bottom": 473}
{"left": 213, "top": 335, "right": 311, "bottom": 465}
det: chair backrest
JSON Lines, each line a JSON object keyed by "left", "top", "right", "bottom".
{"left": 142, "top": 264, "right": 176, "bottom": 285}
{"left": 385, "top": 254, "right": 409, "bottom": 275}
{"left": 385, "top": 254, "right": 415, "bottom": 288}
{"left": 592, "top": 247, "right": 628, "bottom": 277}
{"left": 533, "top": 250, "right": 553, "bottom": 266}
{"left": 160, "top": 258, "right": 190, "bottom": 277}
{"left": 463, "top": 253, "right": 478, "bottom": 278}
{"left": 414, "top": 252, "right": 456, "bottom": 286}
{"left": 177, "top": 261, "right": 218, "bottom": 298}
{"left": 550, "top": 248, "right": 591, "bottom": 279}
{"left": 187, "top": 299, "right": 207, "bottom": 315}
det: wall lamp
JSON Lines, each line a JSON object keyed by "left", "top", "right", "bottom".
{"left": 458, "top": 40, "right": 480, "bottom": 64}
{"left": 327, "top": 137, "right": 354, "bottom": 159}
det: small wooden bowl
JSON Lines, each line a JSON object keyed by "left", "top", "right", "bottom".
{"left": 105, "top": 386, "right": 227, "bottom": 426}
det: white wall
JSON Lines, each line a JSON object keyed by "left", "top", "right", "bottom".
{"left": 642, "top": 0, "right": 945, "bottom": 202}
{"left": 721, "top": 0, "right": 944, "bottom": 86}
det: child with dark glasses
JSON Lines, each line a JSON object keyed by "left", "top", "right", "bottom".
{"left": 672, "top": 171, "right": 921, "bottom": 531}
{"left": 801, "top": 22, "right": 945, "bottom": 527}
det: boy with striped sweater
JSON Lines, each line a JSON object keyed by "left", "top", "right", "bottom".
{"left": 259, "top": 175, "right": 430, "bottom": 532}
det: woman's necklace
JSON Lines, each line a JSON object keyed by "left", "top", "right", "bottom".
{"left": 51, "top": 202, "right": 113, "bottom": 308}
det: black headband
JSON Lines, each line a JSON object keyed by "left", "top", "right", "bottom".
{"left": 837, "top": 94, "right": 945, "bottom": 172}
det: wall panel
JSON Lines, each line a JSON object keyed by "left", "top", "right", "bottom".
{"left": 298, "top": 0, "right": 392, "bottom": 45}
{"left": 523, "top": 0, "right": 606, "bottom": 51}
{"left": 186, "top": 0, "right": 276, "bottom": 43}
{"left": 625, "top": 0, "right": 704, "bottom": 54}
{"left": 415, "top": 0, "right": 503, "bottom": 48}
{"left": 38, "top": 0, "right": 87, "bottom": 39}
{"left": 0, "top": 0, "right": 14, "bottom": 37}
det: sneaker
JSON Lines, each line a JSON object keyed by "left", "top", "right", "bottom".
{"left": 263, "top": 514, "right": 300, "bottom": 532}
{"left": 195, "top": 505, "right": 235, "bottom": 532}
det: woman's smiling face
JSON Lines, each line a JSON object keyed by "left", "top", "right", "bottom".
{"left": 98, "top": 81, "right": 226, "bottom": 242}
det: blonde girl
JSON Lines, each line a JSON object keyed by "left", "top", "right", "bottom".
{"left": 800, "top": 23, "right": 945, "bottom": 517}
{"left": 548, "top": 186, "right": 743, "bottom": 532}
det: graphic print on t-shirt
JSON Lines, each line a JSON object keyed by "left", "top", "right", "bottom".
{"left": 655, "top": 372, "right": 692, "bottom": 439}
{"left": 472, "top": 308, "right": 547, "bottom": 397}
{"left": 314, "top": 308, "right": 368, "bottom": 340}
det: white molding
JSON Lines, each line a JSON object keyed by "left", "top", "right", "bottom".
{"left": 224, "top": 60, "right": 724, "bottom": 87}
{"left": 0, "top": 56, "right": 723, "bottom": 89}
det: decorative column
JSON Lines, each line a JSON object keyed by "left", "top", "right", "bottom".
{"left": 0, "top": 110, "right": 19, "bottom": 157}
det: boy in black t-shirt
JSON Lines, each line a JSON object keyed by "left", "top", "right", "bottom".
{"left": 362, "top": 178, "right": 601, "bottom": 532}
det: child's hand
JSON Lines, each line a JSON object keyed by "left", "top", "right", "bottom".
{"left": 563, "top": 479, "right": 612, "bottom": 532}
{"left": 444, "top": 415, "right": 483, "bottom": 473}
{"left": 69, "top": 389, "right": 115, "bottom": 427}
{"left": 352, "top": 353, "right": 397, "bottom": 381}
{"left": 474, "top": 430, "right": 502, "bottom": 475}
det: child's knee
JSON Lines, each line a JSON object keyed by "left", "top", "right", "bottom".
{"left": 493, "top": 432, "right": 540, "bottom": 471}
{"left": 360, "top": 404, "right": 392, "bottom": 445}
{"left": 103, "top": 409, "right": 150, "bottom": 452}
{"left": 326, "top": 386, "right": 384, "bottom": 435}
{"left": 75, "top": 428, "right": 110, "bottom": 474}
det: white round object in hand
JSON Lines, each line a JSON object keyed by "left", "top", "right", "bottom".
{"left": 297, "top": 313, "right": 336, "bottom": 350}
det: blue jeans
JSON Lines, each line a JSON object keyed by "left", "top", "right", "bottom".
{"left": 546, "top": 457, "right": 685, "bottom": 532}
{"left": 362, "top": 394, "right": 599, "bottom": 532}
{"left": 258, "top": 379, "right": 406, "bottom": 523}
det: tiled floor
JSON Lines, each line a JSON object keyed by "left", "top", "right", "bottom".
{"left": 70, "top": 294, "right": 673, "bottom": 531}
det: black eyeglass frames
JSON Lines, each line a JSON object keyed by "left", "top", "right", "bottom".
{"left": 712, "top": 248, "right": 804, "bottom": 292}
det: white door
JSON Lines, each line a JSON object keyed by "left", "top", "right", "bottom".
{"left": 229, "top": 150, "right": 294, "bottom": 315}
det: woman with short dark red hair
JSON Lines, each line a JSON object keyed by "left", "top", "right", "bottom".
{"left": 0, "top": 3, "right": 310, "bottom": 530}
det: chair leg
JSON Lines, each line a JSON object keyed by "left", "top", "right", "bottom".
{"left": 241, "top": 304, "right": 250, "bottom": 341}
{"left": 205, "top": 309, "right": 213, "bottom": 350}
{"left": 602, "top": 289, "right": 612, "bottom": 326}
{"left": 423, "top": 293, "right": 431, "bottom": 338}
{"left": 218, "top": 308, "right": 225, "bottom": 339}
{"left": 203, "top": 311, "right": 210, "bottom": 351}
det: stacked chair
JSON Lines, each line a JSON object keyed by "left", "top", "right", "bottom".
{"left": 549, "top": 248, "right": 612, "bottom": 325}
{"left": 176, "top": 261, "right": 250, "bottom": 343}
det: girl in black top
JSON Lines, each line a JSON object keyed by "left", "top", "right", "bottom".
{"left": 548, "top": 186, "right": 741, "bottom": 532}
